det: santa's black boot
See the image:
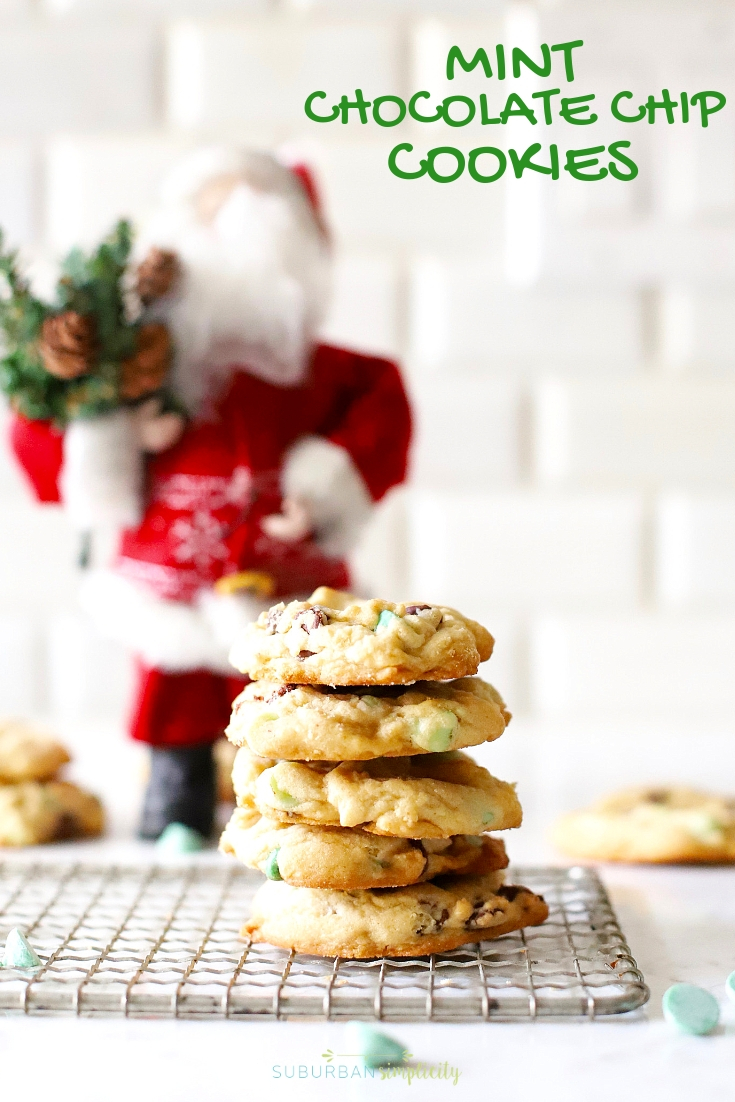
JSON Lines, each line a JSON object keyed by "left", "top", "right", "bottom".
{"left": 139, "top": 744, "right": 216, "bottom": 841}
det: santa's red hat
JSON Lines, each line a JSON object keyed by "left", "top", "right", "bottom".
{"left": 288, "top": 162, "right": 329, "bottom": 239}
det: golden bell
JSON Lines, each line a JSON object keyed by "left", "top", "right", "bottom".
{"left": 214, "top": 571, "right": 276, "bottom": 598}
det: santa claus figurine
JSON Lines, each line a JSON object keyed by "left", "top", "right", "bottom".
{"left": 9, "top": 147, "right": 412, "bottom": 840}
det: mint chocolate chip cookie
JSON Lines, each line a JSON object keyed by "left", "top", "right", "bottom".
{"left": 0, "top": 780, "right": 104, "bottom": 846}
{"left": 226, "top": 677, "right": 510, "bottom": 761}
{"left": 553, "top": 786, "right": 735, "bottom": 863}
{"left": 220, "top": 806, "right": 509, "bottom": 889}
{"left": 243, "top": 874, "right": 549, "bottom": 958}
{"left": 228, "top": 588, "right": 494, "bottom": 685}
{"left": 232, "top": 749, "right": 522, "bottom": 839}
{"left": 0, "top": 719, "right": 70, "bottom": 783}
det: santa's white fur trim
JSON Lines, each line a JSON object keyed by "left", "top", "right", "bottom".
{"left": 60, "top": 411, "right": 143, "bottom": 530}
{"left": 281, "top": 436, "right": 372, "bottom": 558}
{"left": 160, "top": 147, "right": 308, "bottom": 211}
{"left": 80, "top": 569, "right": 270, "bottom": 673}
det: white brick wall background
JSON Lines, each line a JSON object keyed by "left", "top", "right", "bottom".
{"left": 1, "top": 0, "right": 734, "bottom": 819}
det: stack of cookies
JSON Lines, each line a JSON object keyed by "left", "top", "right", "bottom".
{"left": 0, "top": 719, "right": 104, "bottom": 846}
{"left": 221, "top": 587, "right": 547, "bottom": 959}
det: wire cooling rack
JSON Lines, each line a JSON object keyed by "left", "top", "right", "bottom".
{"left": 0, "top": 861, "right": 648, "bottom": 1021}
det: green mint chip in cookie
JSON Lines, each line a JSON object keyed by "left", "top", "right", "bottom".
{"left": 264, "top": 848, "right": 283, "bottom": 880}
{"left": 375, "top": 609, "right": 401, "bottom": 631}
{"left": 269, "top": 775, "right": 299, "bottom": 808}
{"left": 253, "top": 711, "right": 278, "bottom": 726}
{"left": 482, "top": 812, "right": 495, "bottom": 825}
{"left": 688, "top": 813, "right": 725, "bottom": 844}
{"left": 410, "top": 711, "right": 458, "bottom": 752}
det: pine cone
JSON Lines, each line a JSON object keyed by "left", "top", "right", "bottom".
{"left": 135, "top": 248, "right": 179, "bottom": 305}
{"left": 120, "top": 323, "right": 171, "bottom": 400}
{"left": 38, "top": 311, "right": 97, "bottom": 379}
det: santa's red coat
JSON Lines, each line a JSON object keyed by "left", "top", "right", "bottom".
{"left": 10, "top": 343, "right": 412, "bottom": 746}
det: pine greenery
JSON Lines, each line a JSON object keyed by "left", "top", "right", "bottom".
{"left": 0, "top": 220, "right": 144, "bottom": 424}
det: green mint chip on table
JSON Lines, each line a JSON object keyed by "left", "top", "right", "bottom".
{"left": 375, "top": 610, "right": 401, "bottom": 631}
{"left": 726, "top": 972, "right": 735, "bottom": 1002}
{"left": 345, "top": 1021, "right": 408, "bottom": 1068}
{"left": 270, "top": 775, "right": 299, "bottom": 808}
{"left": 662, "top": 983, "right": 719, "bottom": 1035}
{"left": 155, "top": 822, "right": 206, "bottom": 854}
{"left": 2, "top": 928, "right": 42, "bottom": 970}
{"left": 264, "top": 848, "right": 283, "bottom": 880}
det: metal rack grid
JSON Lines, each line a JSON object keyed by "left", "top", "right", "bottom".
{"left": 0, "top": 861, "right": 648, "bottom": 1021}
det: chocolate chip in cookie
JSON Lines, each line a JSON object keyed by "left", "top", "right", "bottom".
{"left": 497, "top": 884, "right": 525, "bottom": 902}
{"left": 267, "top": 685, "right": 297, "bottom": 703}
{"left": 294, "top": 607, "right": 329, "bottom": 632}
{"left": 415, "top": 902, "right": 450, "bottom": 936}
{"left": 466, "top": 901, "right": 504, "bottom": 928}
{"left": 265, "top": 607, "right": 283, "bottom": 634}
{"left": 644, "top": 789, "right": 670, "bottom": 805}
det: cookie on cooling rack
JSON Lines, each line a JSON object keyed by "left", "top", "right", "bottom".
{"left": 552, "top": 786, "right": 735, "bottom": 864}
{"left": 232, "top": 749, "right": 522, "bottom": 839}
{"left": 243, "top": 874, "right": 549, "bottom": 958}
{"left": 0, "top": 780, "right": 104, "bottom": 846}
{"left": 0, "top": 719, "right": 70, "bottom": 782}
{"left": 220, "top": 806, "right": 509, "bottom": 889}
{"left": 47, "top": 781, "right": 105, "bottom": 840}
{"left": 228, "top": 587, "right": 494, "bottom": 685}
{"left": 226, "top": 677, "right": 510, "bottom": 761}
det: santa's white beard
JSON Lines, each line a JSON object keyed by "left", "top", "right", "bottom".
{"left": 140, "top": 183, "right": 331, "bottom": 414}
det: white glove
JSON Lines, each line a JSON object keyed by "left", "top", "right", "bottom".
{"left": 260, "top": 496, "right": 312, "bottom": 542}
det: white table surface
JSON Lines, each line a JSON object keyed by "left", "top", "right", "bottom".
{"left": 1, "top": 718, "right": 734, "bottom": 1101}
